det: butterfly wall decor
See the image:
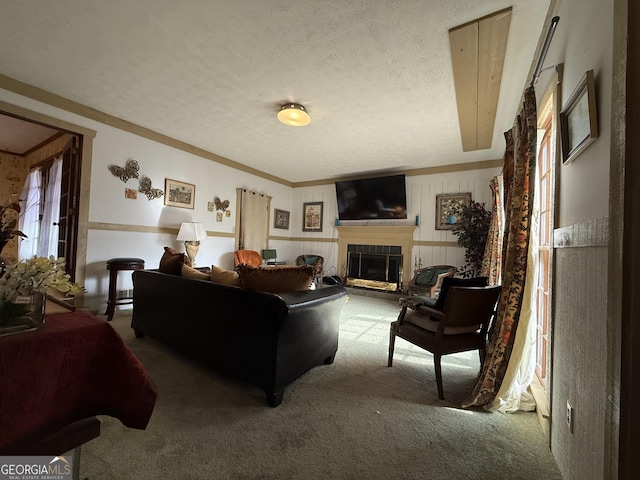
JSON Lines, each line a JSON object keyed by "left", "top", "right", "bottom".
{"left": 108, "top": 159, "right": 140, "bottom": 182}
{"left": 214, "top": 197, "right": 230, "bottom": 211}
{"left": 139, "top": 176, "right": 164, "bottom": 201}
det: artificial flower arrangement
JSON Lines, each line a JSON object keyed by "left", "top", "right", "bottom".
{"left": 0, "top": 256, "right": 84, "bottom": 329}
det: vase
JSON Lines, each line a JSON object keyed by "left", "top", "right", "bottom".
{"left": 0, "top": 292, "right": 46, "bottom": 337}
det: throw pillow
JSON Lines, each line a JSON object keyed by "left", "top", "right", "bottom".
{"left": 159, "top": 246, "right": 192, "bottom": 276}
{"left": 237, "top": 264, "right": 314, "bottom": 293}
{"left": 434, "top": 276, "right": 489, "bottom": 311}
{"left": 181, "top": 264, "right": 211, "bottom": 281}
{"left": 210, "top": 265, "right": 241, "bottom": 286}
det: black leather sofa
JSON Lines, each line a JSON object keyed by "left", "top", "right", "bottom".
{"left": 131, "top": 269, "right": 348, "bottom": 406}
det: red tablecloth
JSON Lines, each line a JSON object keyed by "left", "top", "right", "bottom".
{"left": 0, "top": 311, "right": 158, "bottom": 452}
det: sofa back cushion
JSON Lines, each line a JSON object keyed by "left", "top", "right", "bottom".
{"left": 210, "top": 265, "right": 241, "bottom": 286}
{"left": 181, "top": 264, "right": 211, "bottom": 281}
{"left": 159, "top": 246, "right": 192, "bottom": 275}
{"left": 237, "top": 264, "right": 314, "bottom": 293}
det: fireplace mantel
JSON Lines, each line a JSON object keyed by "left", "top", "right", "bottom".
{"left": 336, "top": 225, "right": 416, "bottom": 289}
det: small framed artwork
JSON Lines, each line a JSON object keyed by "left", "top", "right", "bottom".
{"left": 302, "top": 202, "right": 323, "bottom": 232}
{"left": 435, "top": 192, "right": 471, "bottom": 230}
{"left": 560, "top": 69, "right": 598, "bottom": 165}
{"left": 164, "top": 178, "right": 195, "bottom": 209}
{"left": 274, "top": 209, "right": 290, "bottom": 230}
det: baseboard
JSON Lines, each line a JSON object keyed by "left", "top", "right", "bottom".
{"left": 530, "top": 376, "right": 551, "bottom": 445}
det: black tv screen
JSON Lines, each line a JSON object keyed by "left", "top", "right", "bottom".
{"left": 335, "top": 174, "right": 407, "bottom": 220}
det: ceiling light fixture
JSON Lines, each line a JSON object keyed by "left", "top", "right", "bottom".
{"left": 277, "top": 103, "right": 311, "bottom": 127}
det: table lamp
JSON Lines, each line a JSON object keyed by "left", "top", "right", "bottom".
{"left": 176, "top": 222, "right": 207, "bottom": 265}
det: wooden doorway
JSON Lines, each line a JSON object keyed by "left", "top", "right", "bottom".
{"left": 0, "top": 111, "right": 82, "bottom": 279}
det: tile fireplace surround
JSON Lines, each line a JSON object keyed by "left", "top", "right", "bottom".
{"left": 336, "top": 225, "right": 416, "bottom": 289}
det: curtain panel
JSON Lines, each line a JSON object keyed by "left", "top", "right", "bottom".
{"left": 464, "top": 86, "right": 537, "bottom": 408}
{"left": 18, "top": 168, "right": 42, "bottom": 261}
{"left": 481, "top": 173, "right": 505, "bottom": 285}
{"left": 236, "top": 188, "right": 271, "bottom": 253}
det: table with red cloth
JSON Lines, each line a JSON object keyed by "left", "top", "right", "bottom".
{"left": 0, "top": 310, "right": 158, "bottom": 452}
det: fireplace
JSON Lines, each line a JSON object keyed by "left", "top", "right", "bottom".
{"left": 336, "top": 225, "right": 416, "bottom": 293}
{"left": 345, "top": 244, "right": 402, "bottom": 292}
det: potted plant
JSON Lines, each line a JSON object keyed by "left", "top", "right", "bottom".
{"left": 0, "top": 201, "right": 26, "bottom": 257}
{"left": 451, "top": 200, "right": 492, "bottom": 278}
{"left": 0, "top": 256, "right": 84, "bottom": 335}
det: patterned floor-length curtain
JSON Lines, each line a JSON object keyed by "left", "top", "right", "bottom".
{"left": 236, "top": 188, "right": 271, "bottom": 252}
{"left": 480, "top": 172, "right": 505, "bottom": 285}
{"left": 463, "top": 86, "right": 537, "bottom": 408}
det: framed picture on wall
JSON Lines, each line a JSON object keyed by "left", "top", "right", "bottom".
{"left": 274, "top": 209, "right": 290, "bottom": 229}
{"left": 560, "top": 69, "right": 599, "bottom": 165}
{"left": 435, "top": 193, "right": 471, "bottom": 230}
{"left": 164, "top": 178, "right": 195, "bottom": 209}
{"left": 302, "top": 202, "right": 323, "bottom": 232}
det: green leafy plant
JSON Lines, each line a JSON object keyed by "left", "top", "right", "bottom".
{"left": 0, "top": 201, "right": 26, "bottom": 247}
{"left": 451, "top": 201, "right": 492, "bottom": 278}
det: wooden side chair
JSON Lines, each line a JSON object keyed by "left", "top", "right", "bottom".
{"left": 388, "top": 285, "right": 502, "bottom": 400}
{"left": 261, "top": 249, "right": 286, "bottom": 265}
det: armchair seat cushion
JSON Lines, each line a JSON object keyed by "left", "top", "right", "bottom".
{"left": 404, "top": 307, "right": 482, "bottom": 335}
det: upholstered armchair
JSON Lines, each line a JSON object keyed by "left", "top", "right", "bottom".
{"left": 295, "top": 254, "right": 324, "bottom": 284}
{"left": 234, "top": 249, "right": 262, "bottom": 268}
{"left": 408, "top": 265, "right": 457, "bottom": 297}
{"left": 388, "top": 284, "right": 501, "bottom": 400}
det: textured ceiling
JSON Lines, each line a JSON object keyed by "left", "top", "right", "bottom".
{"left": 0, "top": 0, "right": 551, "bottom": 183}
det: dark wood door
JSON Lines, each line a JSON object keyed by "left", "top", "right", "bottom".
{"left": 56, "top": 136, "right": 82, "bottom": 280}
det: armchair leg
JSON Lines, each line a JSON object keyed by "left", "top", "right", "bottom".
{"left": 434, "top": 354, "right": 444, "bottom": 400}
{"left": 388, "top": 324, "right": 396, "bottom": 367}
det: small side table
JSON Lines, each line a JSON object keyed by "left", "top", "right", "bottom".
{"left": 105, "top": 258, "right": 145, "bottom": 321}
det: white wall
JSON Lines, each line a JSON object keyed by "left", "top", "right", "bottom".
{"left": 291, "top": 167, "right": 500, "bottom": 277}
{"left": 0, "top": 88, "right": 294, "bottom": 310}
{"left": 533, "top": 0, "right": 614, "bottom": 478}
{"left": 542, "top": 0, "right": 612, "bottom": 226}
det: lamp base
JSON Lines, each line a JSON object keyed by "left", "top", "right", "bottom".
{"left": 184, "top": 241, "right": 200, "bottom": 266}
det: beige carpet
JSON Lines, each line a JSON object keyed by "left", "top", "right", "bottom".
{"left": 81, "top": 292, "right": 562, "bottom": 480}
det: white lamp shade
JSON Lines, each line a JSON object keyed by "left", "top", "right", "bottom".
{"left": 176, "top": 222, "right": 207, "bottom": 241}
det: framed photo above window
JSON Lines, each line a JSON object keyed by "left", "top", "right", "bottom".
{"left": 164, "top": 178, "right": 195, "bottom": 209}
{"left": 435, "top": 193, "right": 471, "bottom": 230}
{"left": 560, "top": 69, "right": 598, "bottom": 165}
{"left": 302, "top": 202, "right": 323, "bottom": 232}
{"left": 273, "top": 209, "right": 290, "bottom": 230}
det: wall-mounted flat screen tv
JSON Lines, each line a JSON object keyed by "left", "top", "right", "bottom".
{"left": 335, "top": 174, "right": 407, "bottom": 220}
